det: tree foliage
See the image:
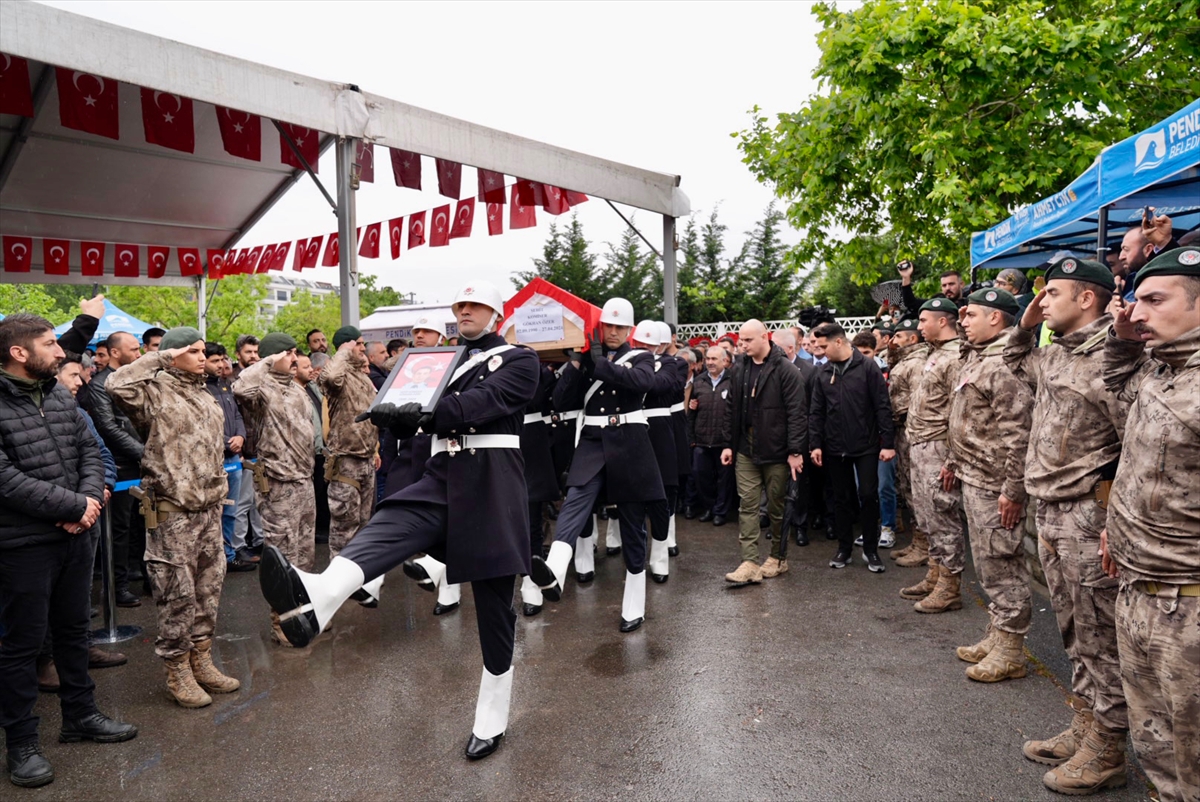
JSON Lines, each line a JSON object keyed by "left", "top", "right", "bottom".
{"left": 0, "top": 285, "right": 73, "bottom": 324}
{"left": 726, "top": 203, "right": 797, "bottom": 320}
{"left": 359, "top": 273, "right": 403, "bottom": 316}
{"left": 736, "top": 0, "right": 1200, "bottom": 287}
{"left": 600, "top": 224, "right": 663, "bottom": 320}
{"left": 513, "top": 216, "right": 602, "bottom": 304}
{"left": 271, "top": 289, "right": 342, "bottom": 350}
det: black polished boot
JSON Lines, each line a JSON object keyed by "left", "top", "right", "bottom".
{"left": 59, "top": 713, "right": 138, "bottom": 744}
{"left": 6, "top": 742, "right": 53, "bottom": 788}
{"left": 465, "top": 733, "right": 503, "bottom": 760}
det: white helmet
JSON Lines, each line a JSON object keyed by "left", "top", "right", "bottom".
{"left": 599, "top": 297, "right": 635, "bottom": 327}
{"left": 654, "top": 321, "right": 673, "bottom": 346}
{"left": 632, "top": 319, "right": 660, "bottom": 346}
{"left": 452, "top": 280, "right": 504, "bottom": 316}
{"left": 412, "top": 310, "right": 450, "bottom": 335}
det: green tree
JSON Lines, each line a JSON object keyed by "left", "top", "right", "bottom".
{"left": 728, "top": 203, "right": 796, "bottom": 320}
{"left": 0, "top": 285, "right": 70, "bottom": 323}
{"left": 676, "top": 216, "right": 703, "bottom": 324}
{"left": 679, "top": 207, "right": 744, "bottom": 322}
{"left": 204, "top": 275, "right": 269, "bottom": 351}
{"left": 272, "top": 290, "right": 341, "bottom": 352}
{"left": 737, "top": 0, "right": 1200, "bottom": 287}
{"left": 105, "top": 284, "right": 194, "bottom": 329}
{"left": 359, "top": 273, "right": 403, "bottom": 317}
{"left": 514, "top": 215, "right": 602, "bottom": 304}
{"left": 599, "top": 225, "right": 663, "bottom": 320}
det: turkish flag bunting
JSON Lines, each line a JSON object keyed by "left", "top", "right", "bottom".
{"left": 230, "top": 249, "right": 248, "bottom": 275}
{"left": 408, "top": 212, "right": 427, "bottom": 249}
{"left": 390, "top": 149, "right": 421, "bottom": 189}
{"left": 177, "top": 248, "right": 202, "bottom": 277}
{"left": 565, "top": 190, "right": 589, "bottom": 206}
{"left": 477, "top": 169, "right": 506, "bottom": 203}
{"left": 292, "top": 239, "right": 308, "bottom": 271}
{"left": 450, "top": 198, "right": 475, "bottom": 240}
{"left": 205, "top": 249, "right": 227, "bottom": 279}
{"left": 255, "top": 245, "right": 275, "bottom": 274}
{"left": 0, "top": 53, "right": 34, "bottom": 117}
{"left": 216, "top": 106, "right": 261, "bottom": 161}
{"left": 270, "top": 242, "right": 290, "bottom": 271}
{"left": 486, "top": 203, "right": 503, "bottom": 236}
{"left": 280, "top": 123, "right": 319, "bottom": 173}
{"left": 436, "top": 159, "right": 462, "bottom": 199}
{"left": 245, "top": 246, "right": 264, "bottom": 274}
{"left": 114, "top": 245, "right": 140, "bottom": 278}
{"left": 509, "top": 184, "right": 537, "bottom": 230}
{"left": 42, "top": 239, "right": 70, "bottom": 275}
{"left": 388, "top": 217, "right": 404, "bottom": 259}
{"left": 355, "top": 142, "right": 374, "bottom": 183}
{"left": 321, "top": 233, "right": 340, "bottom": 267}
{"left": 147, "top": 245, "right": 170, "bottom": 279}
{"left": 140, "top": 87, "right": 195, "bottom": 153}
{"left": 56, "top": 68, "right": 120, "bottom": 140}
{"left": 3, "top": 236, "right": 33, "bottom": 272}
{"left": 543, "top": 185, "right": 570, "bottom": 216}
{"left": 359, "top": 222, "right": 382, "bottom": 258}
{"left": 429, "top": 205, "right": 451, "bottom": 247}
{"left": 516, "top": 179, "right": 545, "bottom": 207}
{"left": 82, "top": 242, "right": 106, "bottom": 277}
{"left": 301, "top": 236, "right": 323, "bottom": 269}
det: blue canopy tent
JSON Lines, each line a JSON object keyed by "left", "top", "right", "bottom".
{"left": 971, "top": 98, "right": 1200, "bottom": 272}
{"left": 53, "top": 298, "right": 154, "bottom": 347}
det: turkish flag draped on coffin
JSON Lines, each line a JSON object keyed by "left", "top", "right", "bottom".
{"left": 280, "top": 123, "right": 319, "bottom": 172}
{"left": 0, "top": 53, "right": 35, "bottom": 117}
{"left": 390, "top": 148, "right": 421, "bottom": 189}
{"left": 42, "top": 239, "right": 70, "bottom": 276}
{"left": 56, "top": 68, "right": 119, "bottom": 140}
{"left": 140, "top": 88, "right": 195, "bottom": 153}
{"left": 449, "top": 198, "right": 475, "bottom": 240}
{"left": 216, "top": 106, "right": 261, "bottom": 161}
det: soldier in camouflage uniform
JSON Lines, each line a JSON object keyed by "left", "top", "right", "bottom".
{"left": 107, "top": 327, "right": 240, "bottom": 708}
{"left": 945, "top": 289, "right": 1033, "bottom": 683}
{"left": 899, "top": 298, "right": 966, "bottom": 613}
{"left": 1102, "top": 248, "right": 1200, "bottom": 802}
{"left": 1004, "top": 258, "right": 1130, "bottom": 794}
{"left": 233, "top": 332, "right": 315, "bottom": 645}
{"left": 319, "top": 326, "right": 380, "bottom": 559}
{"left": 885, "top": 318, "right": 929, "bottom": 566}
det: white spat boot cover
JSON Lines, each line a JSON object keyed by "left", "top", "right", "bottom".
{"left": 574, "top": 535, "right": 596, "bottom": 575}
{"left": 649, "top": 537, "right": 670, "bottom": 577}
{"left": 472, "top": 666, "right": 514, "bottom": 740}
{"left": 438, "top": 577, "right": 462, "bottom": 607}
{"left": 519, "top": 575, "right": 543, "bottom": 606}
{"left": 604, "top": 514, "right": 622, "bottom": 550}
{"left": 285, "top": 555, "right": 365, "bottom": 633}
{"left": 544, "top": 540, "right": 573, "bottom": 590}
{"left": 666, "top": 512, "right": 677, "bottom": 551}
{"left": 622, "top": 570, "right": 646, "bottom": 623}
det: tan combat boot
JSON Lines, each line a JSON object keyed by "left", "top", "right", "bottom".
{"left": 724, "top": 561, "right": 763, "bottom": 585}
{"left": 966, "top": 630, "right": 1027, "bottom": 682}
{"left": 189, "top": 639, "right": 240, "bottom": 694}
{"left": 1023, "top": 702, "right": 1093, "bottom": 766}
{"left": 760, "top": 557, "right": 788, "bottom": 578}
{"left": 1042, "top": 721, "right": 1127, "bottom": 794}
{"left": 914, "top": 566, "right": 962, "bottom": 613}
{"left": 164, "top": 654, "right": 212, "bottom": 708}
{"left": 895, "top": 529, "right": 930, "bottom": 567}
{"left": 270, "top": 611, "right": 295, "bottom": 648}
{"left": 899, "top": 562, "right": 939, "bottom": 600}
{"left": 956, "top": 623, "right": 997, "bottom": 663}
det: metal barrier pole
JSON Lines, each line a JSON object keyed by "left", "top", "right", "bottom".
{"left": 90, "top": 500, "right": 141, "bottom": 644}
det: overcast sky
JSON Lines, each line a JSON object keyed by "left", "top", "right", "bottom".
{"left": 43, "top": 0, "right": 834, "bottom": 305}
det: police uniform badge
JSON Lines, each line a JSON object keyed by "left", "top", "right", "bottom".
{"left": 488, "top": 355, "right": 504, "bottom": 372}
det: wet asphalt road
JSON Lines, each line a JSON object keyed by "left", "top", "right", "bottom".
{"left": 23, "top": 517, "right": 1151, "bottom": 801}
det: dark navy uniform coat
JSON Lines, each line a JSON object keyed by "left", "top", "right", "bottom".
{"left": 645, "top": 356, "right": 682, "bottom": 488}
{"left": 521, "top": 364, "right": 560, "bottom": 504}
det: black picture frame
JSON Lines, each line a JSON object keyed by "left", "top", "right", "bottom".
{"left": 368, "top": 346, "right": 465, "bottom": 414}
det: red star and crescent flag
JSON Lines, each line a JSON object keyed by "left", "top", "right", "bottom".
{"left": 487, "top": 203, "right": 504, "bottom": 236}
{"left": 429, "top": 204, "right": 451, "bottom": 247}
{"left": 140, "top": 88, "right": 195, "bottom": 153}
{"left": 436, "top": 159, "right": 462, "bottom": 199}
{"left": 147, "top": 245, "right": 170, "bottom": 279}
{"left": 390, "top": 148, "right": 421, "bottom": 190}
{"left": 114, "top": 244, "right": 140, "bottom": 278}
{"left": 408, "top": 211, "right": 427, "bottom": 249}
{"left": 82, "top": 242, "right": 106, "bottom": 277}
{"left": 3, "top": 236, "right": 33, "bottom": 272}
{"left": 178, "top": 247, "right": 202, "bottom": 277}
{"left": 388, "top": 217, "right": 404, "bottom": 259}
{"left": 279, "top": 123, "right": 319, "bottom": 172}
{"left": 321, "top": 233, "right": 340, "bottom": 267}
{"left": 216, "top": 106, "right": 261, "bottom": 161}
{"left": 0, "top": 53, "right": 34, "bottom": 117}
{"left": 510, "top": 184, "right": 537, "bottom": 229}
{"left": 355, "top": 141, "right": 374, "bottom": 183}
{"left": 359, "top": 222, "right": 381, "bottom": 258}
{"left": 42, "top": 239, "right": 70, "bottom": 276}
{"left": 56, "top": 68, "right": 120, "bottom": 140}
{"left": 449, "top": 198, "right": 475, "bottom": 240}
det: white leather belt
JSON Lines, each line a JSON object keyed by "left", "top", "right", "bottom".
{"left": 431, "top": 434, "right": 521, "bottom": 456}
{"left": 556, "top": 410, "right": 582, "bottom": 420}
{"left": 670, "top": 402, "right": 685, "bottom": 413}
{"left": 643, "top": 408, "right": 672, "bottom": 419}
{"left": 582, "top": 411, "right": 649, "bottom": 428}
{"left": 523, "top": 413, "right": 546, "bottom": 425}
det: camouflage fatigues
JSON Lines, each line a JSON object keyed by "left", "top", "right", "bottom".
{"left": 1004, "top": 316, "right": 1130, "bottom": 731}
{"left": 887, "top": 342, "right": 929, "bottom": 506}
{"left": 326, "top": 455, "right": 375, "bottom": 557}
{"left": 319, "top": 349, "right": 379, "bottom": 556}
{"left": 961, "top": 483, "right": 1031, "bottom": 633}
{"left": 1103, "top": 326, "right": 1200, "bottom": 802}
{"left": 144, "top": 507, "right": 225, "bottom": 659}
{"left": 258, "top": 476, "right": 316, "bottom": 571}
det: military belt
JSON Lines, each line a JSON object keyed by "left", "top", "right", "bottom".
{"left": 325, "top": 454, "right": 362, "bottom": 490}
{"left": 431, "top": 434, "right": 521, "bottom": 456}
{"left": 582, "top": 411, "right": 649, "bottom": 428}
{"left": 1094, "top": 480, "right": 1113, "bottom": 510}
{"left": 669, "top": 402, "right": 686, "bottom": 413}
{"left": 523, "top": 412, "right": 546, "bottom": 425}
{"left": 643, "top": 408, "right": 673, "bottom": 419}
{"left": 1134, "top": 581, "right": 1200, "bottom": 598}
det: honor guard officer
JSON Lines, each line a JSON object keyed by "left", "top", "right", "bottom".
{"left": 641, "top": 321, "right": 687, "bottom": 583}
{"left": 517, "top": 362, "right": 561, "bottom": 616}
{"left": 659, "top": 322, "right": 692, "bottom": 558}
{"left": 532, "top": 298, "right": 666, "bottom": 632}
{"left": 259, "top": 280, "right": 539, "bottom": 761}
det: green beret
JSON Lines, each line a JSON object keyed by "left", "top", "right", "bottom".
{"left": 918, "top": 297, "right": 956, "bottom": 315}
{"left": 1132, "top": 247, "right": 1200, "bottom": 292}
{"left": 871, "top": 320, "right": 895, "bottom": 333}
{"left": 332, "top": 325, "right": 362, "bottom": 348}
{"left": 895, "top": 318, "right": 919, "bottom": 332}
{"left": 258, "top": 332, "right": 297, "bottom": 358}
{"left": 1044, "top": 257, "right": 1115, "bottom": 292}
{"left": 159, "top": 326, "right": 204, "bottom": 351}
{"left": 967, "top": 287, "right": 1019, "bottom": 316}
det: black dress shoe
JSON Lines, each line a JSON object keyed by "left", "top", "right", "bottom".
{"left": 522, "top": 603, "right": 542, "bottom": 617}
{"left": 259, "top": 545, "right": 318, "bottom": 648}
{"left": 575, "top": 571, "right": 594, "bottom": 584}
{"left": 401, "top": 561, "right": 436, "bottom": 592}
{"left": 698, "top": 509, "right": 714, "bottom": 523}
{"left": 684, "top": 507, "right": 697, "bottom": 520}
{"left": 712, "top": 515, "right": 727, "bottom": 527}
{"left": 350, "top": 590, "right": 378, "bottom": 608}
{"left": 668, "top": 546, "right": 680, "bottom": 557}
{"left": 6, "top": 742, "right": 53, "bottom": 788}
{"left": 465, "top": 733, "right": 503, "bottom": 760}
{"left": 825, "top": 527, "right": 837, "bottom": 540}
{"left": 433, "top": 601, "right": 460, "bottom": 615}
{"left": 811, "top": 516, "right": 825, "bottom": 530}
{"left": 115, "top": 588, "right": 141, "bottom": 608}
{"left": 605, "top": 546, "right": 621, "bottom": 556}
{"left": 529, "top": 556, "right": 561, "bottom": 602}
{"left": 59, "top": 713, "right": 138, "bottom": 744}
{"left": 649, "top": 572, "right": 668, "bottom": 584}
{"left": 619, "top": 617, "right": 644, "bottom": 633}
{"left": 227, "top": 558, "right": 257, "bottom": 573}
{"left": 796, "top": 530, "right": 809, "bottom": 547}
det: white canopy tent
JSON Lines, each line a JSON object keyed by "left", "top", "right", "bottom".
{"left": 0, "top": 1, "right": 691, "bottom": 329}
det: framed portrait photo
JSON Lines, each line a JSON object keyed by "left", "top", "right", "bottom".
{"left": 369, "top": 346, "right": 464, "bottom": 414}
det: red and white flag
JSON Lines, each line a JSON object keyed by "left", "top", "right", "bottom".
{"left": 477, "top": 169, "right": 506, "bottom": 203}
{"left": 390, "top": 148, "right": 421, "bottom": 189}
{"left": 321, "top": 233, "right": 340, "bottom": 267}
{"left": 359, "top": 222, "right": 381, "bottom": 258}
{"left": 114, "top": 245, "right": 140, "bottom": 278}
{"left": 355, "top": 142, "right": 374, "bottom": 183}
{"left": 486, "top": 203, "right": 503, "bottom": 236}
{"left": 509, "top": 184, "right": 537, "bottom": 230}
{"left": 216, "top": 106, "right": 261, "bottom": 161}
{"left": 388, "top": 217, "right": 404, "bottom": 259}
{"left": 408, "top": 212, "right": 427, "bottom": 249}
{"left": 543, "top": 185, "right": 570, "bottom": 215}
{"left": 0, "top": 53, "right": 35, "bottom": 117}
{"left": 449, "top": 198, "right": 475, "bottom": 240}
{"left": 269, "top": 242, "right": 290, "bottom": 271}
{"left": 516, "top": 179, "right": 545, "bottom": 207}
{"left": 140, "top": 88, "right": 195, "bottom": 153}
{"left": 42, "top": 239, "right": 70, "bottom": 275}
{"left": 301, "top": 236, "right": 323, "bottom": 269}
{"left": 56, "top": 68, "right": 119, "bottom": 140}
{"left": 280, "top": 123, "right": 319, "bottom": 172}
{"left": 292, "top": 239, "right": 308, "bottom": 271}
{"left": 205, "top": 249, "right": 228, "bottom": 279}
{"left": 436, "top": 159, "right": 462, "bottom": 199}
{"left": 147, "top": 245, "right": 170, "bottom": 279}
{"left": 566, "top": 190, "right": 589, "bottom": 206}
{"left": 430, "top": 204, "right": 451, "bottom": 247}
{"left": 230, "top": 249, "right": 249, "bottom": 275}
{"left": 82, "top": 242, "right": 106, "bottom": 277}
{"left": 2, "top": 236, "right": 32, "bottom": 272}
{"left": 244, "top": 245, "right": 263, "bottom": 274}
{"left": 256, "top": 245, "right": 275, "bottom": 274}
{"left": 178, "top": 248, "right": 202, "bottom": 277}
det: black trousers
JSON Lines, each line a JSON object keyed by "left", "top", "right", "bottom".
{"left": 826, "top": 452, "right": 881, "bottom": 554}
{"left": 647, "top": 486, "right": 678, "bottom": 542}
{"left": 692, "top": 445, "right": 735, "bottom": 516}
{"left": 527, "top": 500, "right": 545, "bottom": 559}
{"left": 314, "top": 454, "right": 331, "bottom": 536}
{"left": 554, "top": 471, "right": 648, "bottom": 574}
{"left": 109, "top": 490, "right": 137, "bottom": 590}
{"left": 338, "top": 504, "right": 516, "bottom": 675}
{"left": 0, "top": 536, "right": 99, "bottom": 747}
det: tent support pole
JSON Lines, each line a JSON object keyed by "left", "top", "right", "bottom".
{"left": 1096, "top": 204, "right": 1109, "bottom": 263}
{"left": 273, "top": 121, "right": 338, "bottom": 212}
{"left": 196, "top": 276, "right": 207, "bottom": 338}
{"left": 605, "top": 200, "right": 662, "bottom": 259}
{"left": 336, "top": 137, "right": 359, "bottom": 327}
{"left": 662, "top": 215, "right": 678, "bottom": 325}
{"left": 0, "top": 66, "right": 54, "bottom": 195}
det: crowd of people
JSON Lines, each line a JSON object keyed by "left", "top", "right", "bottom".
{"left": 0, "top": 222, "right": 1196, "bottom": 797}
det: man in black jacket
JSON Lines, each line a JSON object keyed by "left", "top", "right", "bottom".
{"left": 0, "top": 314, "right": 137, "bottom": 789}
{"left": 807, "top": 322, "right": 896, "bottom": 574}
{"left": 689, "top": 346, "right": 734, "bottom": 525}
{"left": 720, "top": 321, "right": 807, "bottom": 586}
